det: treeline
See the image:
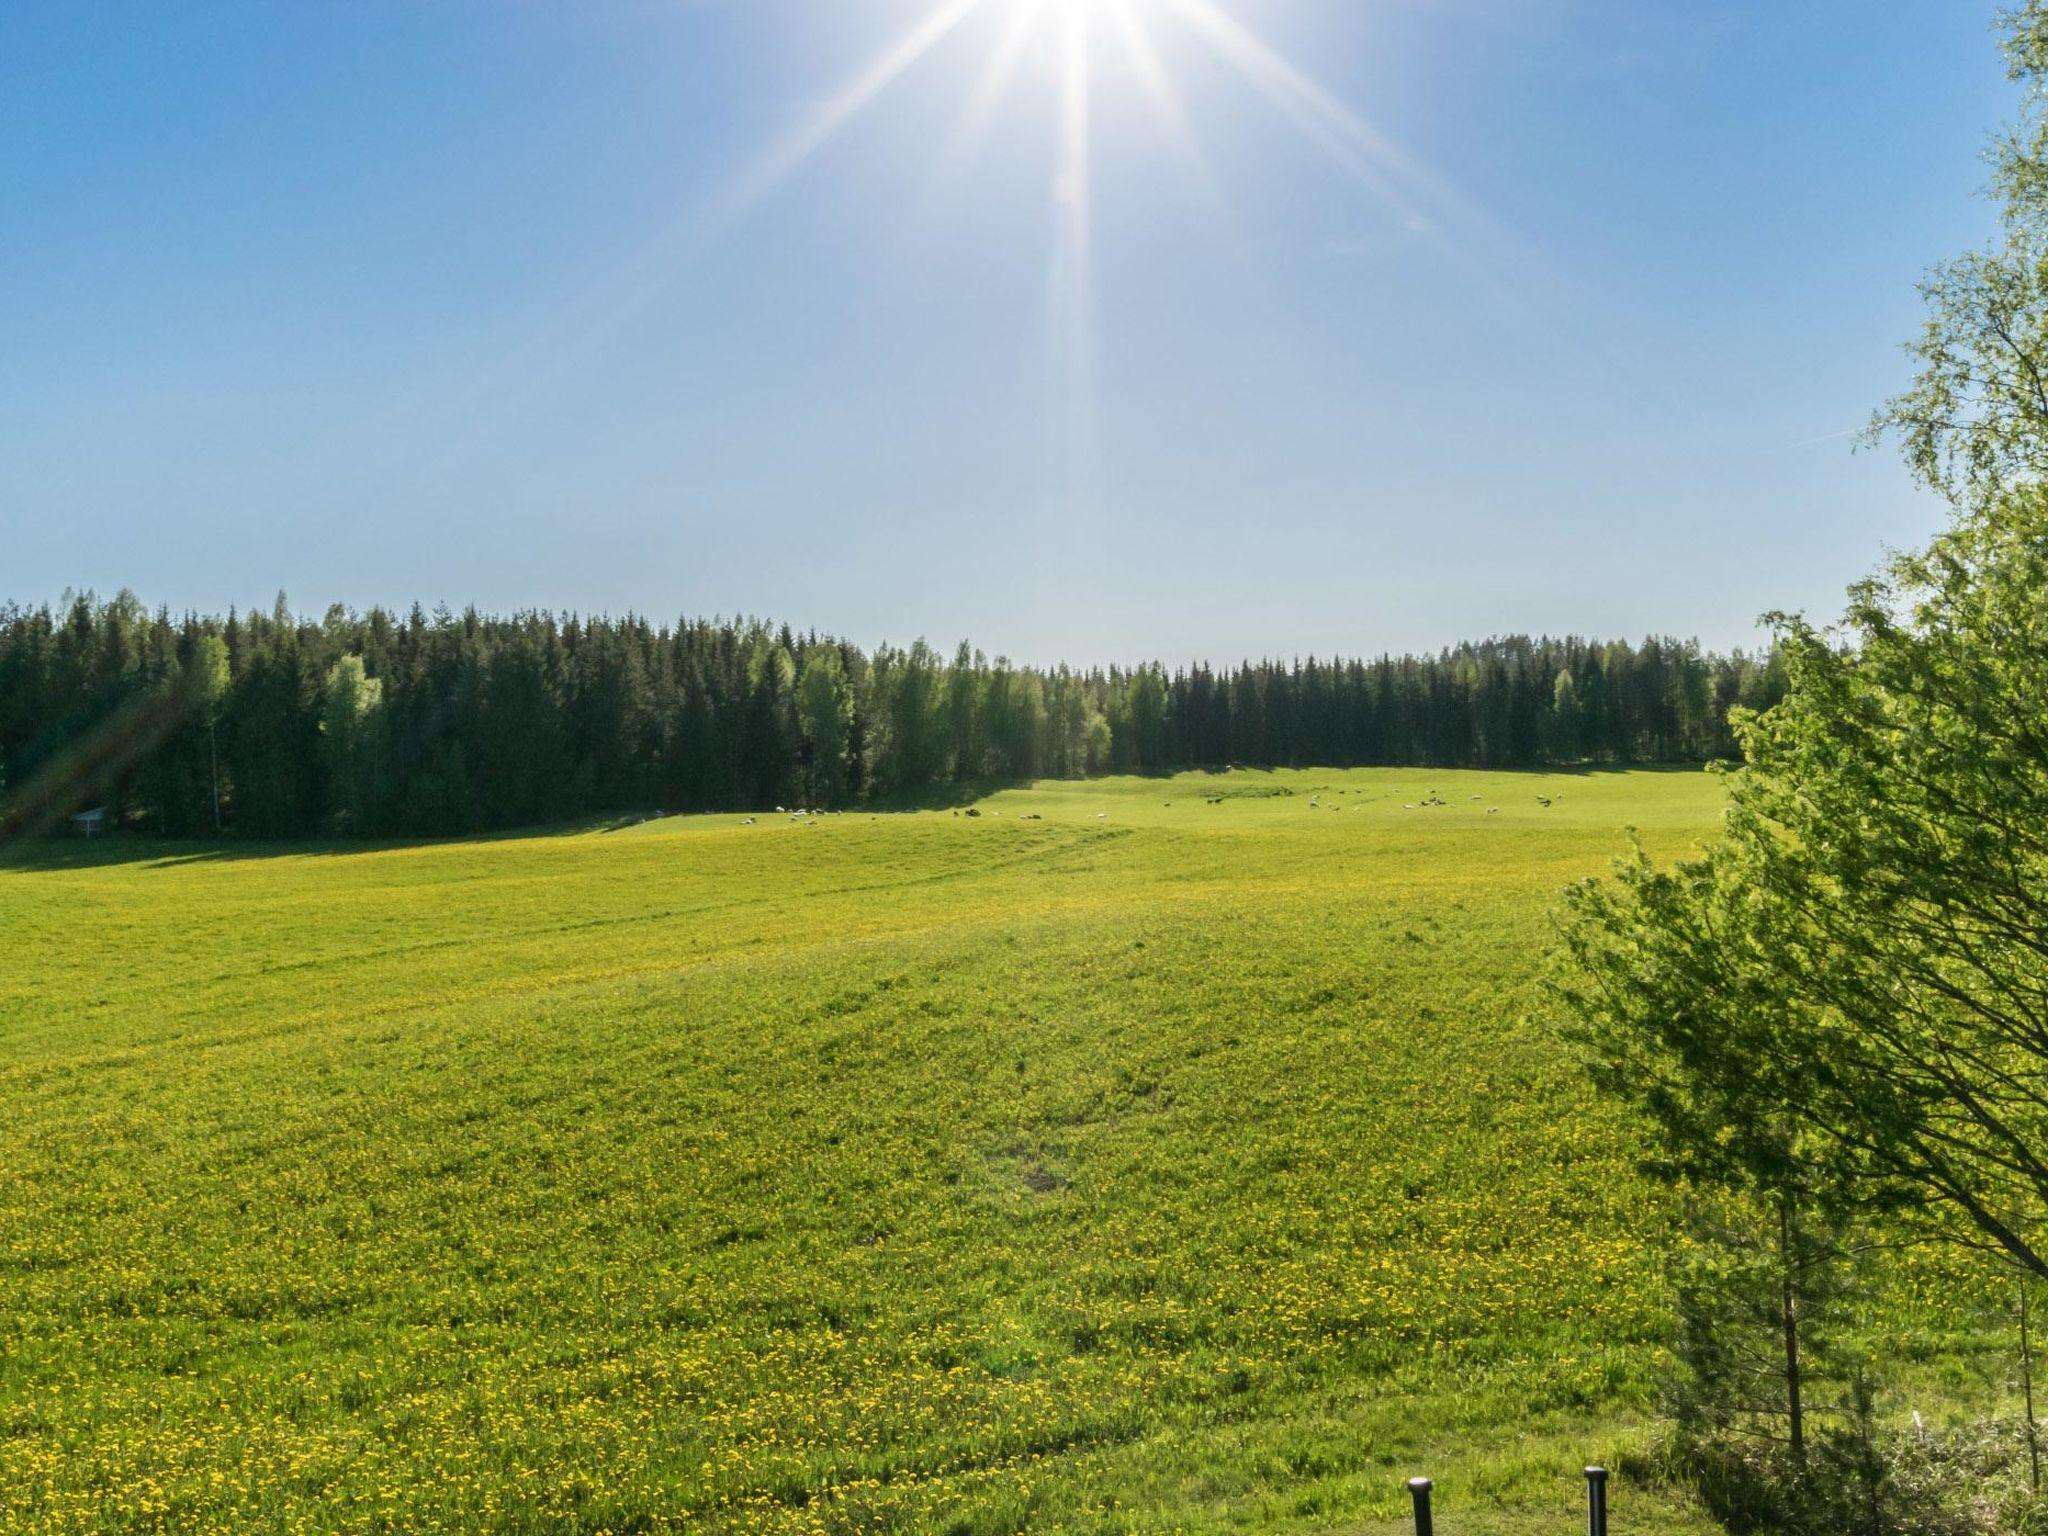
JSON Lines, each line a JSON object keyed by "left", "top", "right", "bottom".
{"left": 0, "top": 592, "right": 1784, "bottom": 838}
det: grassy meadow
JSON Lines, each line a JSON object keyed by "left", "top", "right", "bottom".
{"left": 2, "top": 767, "right": 1759, "bottom": 1534}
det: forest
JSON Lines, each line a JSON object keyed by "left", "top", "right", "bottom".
{"left": 0, "top": 592, "right": 1783, "bottom": 839}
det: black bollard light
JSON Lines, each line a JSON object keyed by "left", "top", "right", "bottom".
{"left": 1585, "top": 1465, "right": 1609, "bottom": 1536}
{"left": 1407, "top": 1477, "right": 1434, "bottom": 1536}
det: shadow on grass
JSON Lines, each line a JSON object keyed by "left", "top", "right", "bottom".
{"left": 0, "top": 761, "right": 1725, "bottom": 873}
{"left": 0, "top": 790, "right": 1023, "bottom": 872}
{"left": 1542, "top": 760, "right": 1725, "bottom": 779}
{"left": 0, "top": 814, "right": 664, "bottom": 873}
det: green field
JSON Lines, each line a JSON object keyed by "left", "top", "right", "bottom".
{"left": 0, "top": 767, "right": 1738, "bottom": 1535}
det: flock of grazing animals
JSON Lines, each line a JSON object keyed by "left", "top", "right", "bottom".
{"left": 1395, "top": 788, "right": 1556, "bottom": 814}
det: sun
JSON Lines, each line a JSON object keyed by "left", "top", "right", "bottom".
{"left": 470, "top": 0, "right": 1492, "bottom": 524}
{"left": 671, "top": 0, "right": 1486, "bottom": 516}
{"left": 712, "top": 0, "right": 1460, "bottom": 276}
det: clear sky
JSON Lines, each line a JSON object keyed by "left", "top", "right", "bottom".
{"left": 0, "top": 1, "right": 2015, "bottom": 664}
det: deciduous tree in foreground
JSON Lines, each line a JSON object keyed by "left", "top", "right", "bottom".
{"left": 1565, "top": 0, "right": 2048, "bottom": 1298}
{"left": 1550, "top": 496, "right": 2048, "bottom": 1531}
{"left": 1554, "top": 490, "right": 2048, "bottom": 1279}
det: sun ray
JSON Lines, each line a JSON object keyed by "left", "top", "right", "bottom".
{"left": 1049, "top": 0, "right": 1097, "bottom": 528}
{"left": 591, "top": 0, "right": 995, "bottom": 343}
{"left": 933, "top": 0, "right": 1050, "bottom": 187}
{"left": 1058, "top": 3, "right": 1093, "bottom": 278}
{"left": 1160, "top": 0, "right": 1429, "bottom": 218}
{"left": 1157, "top": 0, "right": 1525, "bottom": 313}
{"left": 699, "top": 0, "right": 991, "bottom": 246}
{"left": 391, "top": 0, "right": 989, "bottom": 478}
{"left": 1107, "top": 0, "right": 1221, "bottom": 203}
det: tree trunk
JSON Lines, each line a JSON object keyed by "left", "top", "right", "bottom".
{"left": 1780, "top": 1199, "right": 1805, "bottom": 1461}
{"left": 2025, "top": 1280, "right": 2040, "bottom": 1496}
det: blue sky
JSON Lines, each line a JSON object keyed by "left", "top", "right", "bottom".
{"left": 0, "top": 1, "right": 2013, "bottom": 663}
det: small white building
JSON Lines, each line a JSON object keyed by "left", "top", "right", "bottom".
{"left": 70, "top": 807, "right": 107, "bottom": 838}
